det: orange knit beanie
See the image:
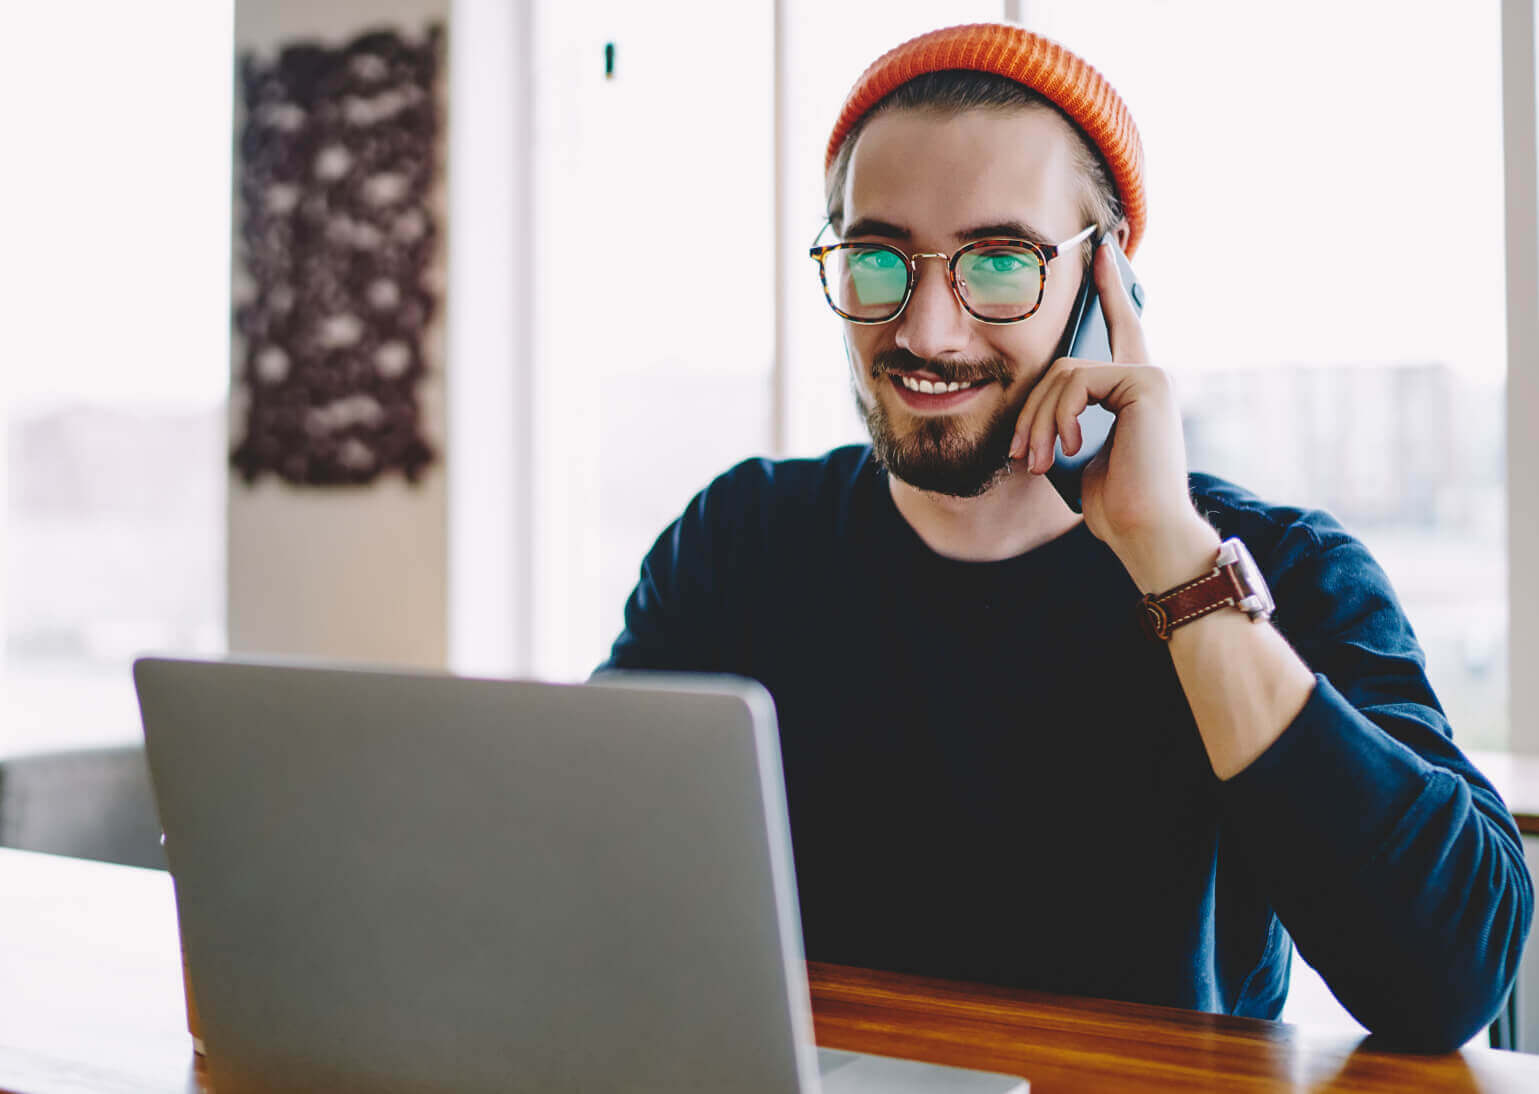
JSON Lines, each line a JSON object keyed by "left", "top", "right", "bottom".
{"left": 826, "top": 23, "right": 1146, "bottom": 256}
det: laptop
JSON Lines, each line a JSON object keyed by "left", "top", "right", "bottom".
{"left": 134, "top": 657, "right": 1028, "bottom": 1093}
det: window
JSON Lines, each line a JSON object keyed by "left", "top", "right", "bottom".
{"left": 7, "top": 1, "right": 1518, "bottom": 764}
{"left": 525, "top": 0, "right": 778, "bottom": 680}
{"left": 3, "top": 2, "right": 231, "bottom": 754}
{"left": 964, "top": 0, "right": 1509, "bottom": 749}
{"left": 531, "top": 0, "right": 1006, "bottom": 680}
{"left": 777, "top": 0, "right": 1004, "bottom": 457}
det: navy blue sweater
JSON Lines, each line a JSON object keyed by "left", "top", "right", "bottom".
{"left": 600, "top": 445, "right": 1532, "bottom": 1050}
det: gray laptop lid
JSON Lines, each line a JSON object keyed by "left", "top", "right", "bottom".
{"left": 135, "top": 658, "right": 820, "bottom": 1094}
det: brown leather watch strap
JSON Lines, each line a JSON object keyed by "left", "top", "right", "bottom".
{"left": 1138, "top": 568, "right": 1242, "bottom": 641}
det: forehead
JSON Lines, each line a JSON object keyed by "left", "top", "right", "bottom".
{"left": 842, "top": 106, "right": 1082, "bottom": 240}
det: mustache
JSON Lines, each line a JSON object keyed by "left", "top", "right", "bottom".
{"left": 872, "top": 348, "right": 1013, "bottom": 387}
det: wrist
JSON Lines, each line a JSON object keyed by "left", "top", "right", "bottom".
{"left": 1112, "top": 514, "right": 1223, "bottom": 594}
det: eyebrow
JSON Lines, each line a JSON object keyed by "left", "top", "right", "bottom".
{"left": 841, "top": 216, "right": 1056, "bottom": 248}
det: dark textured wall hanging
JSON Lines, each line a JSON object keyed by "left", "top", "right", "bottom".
{"left": 231, "top": 25, "right": 443, "bottom": 485}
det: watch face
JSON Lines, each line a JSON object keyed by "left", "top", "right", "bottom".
{"left": 1225, "top": 539, "right": 1275, "bottom": 617}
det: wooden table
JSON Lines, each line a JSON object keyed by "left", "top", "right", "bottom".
{"left": 5, "top": 848, "right": 1539, "bottom": 1093}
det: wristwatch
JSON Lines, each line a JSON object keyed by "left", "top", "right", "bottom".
{"left": 1139, "top": 537, "right": 1274, "bottom": 641}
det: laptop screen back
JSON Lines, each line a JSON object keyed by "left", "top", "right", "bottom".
{"left": 135, "top": 658, "right": 818, "bottom": 1094}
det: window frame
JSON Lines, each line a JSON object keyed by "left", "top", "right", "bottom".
{"left": 1501, "top": 0, "right": 1538, "bottom": 755}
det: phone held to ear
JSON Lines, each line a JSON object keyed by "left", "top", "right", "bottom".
{"left": 1044, "top": 232, "right": 1145, "bottom": 513}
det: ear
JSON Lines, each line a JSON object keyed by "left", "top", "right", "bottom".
{"left": 1111, "top": 218, "right": 1132, "bottom": 252}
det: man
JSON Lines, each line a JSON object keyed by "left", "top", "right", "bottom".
{"left": 599, "top": 23, "right": 1531, "bottom": 1050}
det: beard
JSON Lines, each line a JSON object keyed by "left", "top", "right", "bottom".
{"left": 856, "top": 347, "right": 1022, "bottom": 498}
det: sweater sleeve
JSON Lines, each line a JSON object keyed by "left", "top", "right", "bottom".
{"left": 1214, "top": 515, "right": 1532, "bottom": 1050}
{"left": 594, "top": 460, "right": 768, "bottom": 677}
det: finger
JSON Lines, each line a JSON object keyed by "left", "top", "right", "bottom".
{"left": 1017, "top": 368, "right": 1065, "bottom": 469}
{"left": 1009, "top": 392, "right": 1035, "bottom": 461}
{"left": 1027, "top": 369, "right": 1074, "bottom": 472}
{"left": 1094, "top": 241, "right": 1150, "bottom": 365}
{"left": 1055, "top": 380, "right": 1088, "bottom": 458}
{"left": 1010, "top": 358, "right": 1068, "bottom": 460}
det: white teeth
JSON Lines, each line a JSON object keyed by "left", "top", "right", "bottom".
{"left": 898, "top": 375, "right": 978, "bottom": 394}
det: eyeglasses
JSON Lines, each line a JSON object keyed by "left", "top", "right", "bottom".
{"left": 808, "top": 223, "right": 1096, "bottom": 325}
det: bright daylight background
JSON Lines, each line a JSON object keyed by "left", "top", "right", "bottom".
{"left": 0, "top": 0, "right": 1517, "bottom": 1046}
{"left": 0, "top": 1, "right": 1511, "bottom": 757}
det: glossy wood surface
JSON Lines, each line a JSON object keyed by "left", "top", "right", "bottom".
{"left": 4, "top": 847, "right": 1539, "bottom": 1093}
{"left": 809, "top": 962, "right": 1539, "bottom": 1092}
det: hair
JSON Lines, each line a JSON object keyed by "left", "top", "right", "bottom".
{"left": 824, "top": 70, "right": 1123, "bottom": 273}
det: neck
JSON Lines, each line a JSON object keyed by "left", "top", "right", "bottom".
{"left": 887, "top": 457, "right": 1083, "bottom": 562}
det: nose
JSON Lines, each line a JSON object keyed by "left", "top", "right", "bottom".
{"left": 895, "top": 256, "right": 971, "bottom": 361}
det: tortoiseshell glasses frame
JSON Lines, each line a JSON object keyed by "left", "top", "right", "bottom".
{"left": 808, "top": 222, "right": 1097, "bottom": 325}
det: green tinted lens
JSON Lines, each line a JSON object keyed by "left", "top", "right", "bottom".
{"left": 829, "top": 245, "right": 908, "bottom": 318}
{"left": 957, "top": 246, "right": 1042, "bottom": 319}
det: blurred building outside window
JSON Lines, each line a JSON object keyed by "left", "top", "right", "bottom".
{"left": 1026, "top": 0, "right": 1511, "bottom": 752}
{"left": 3, "top": 1, "right": 231, "bottom": 756}
{"left": 0, "top": 0, "right": 1518, "bottom": 767}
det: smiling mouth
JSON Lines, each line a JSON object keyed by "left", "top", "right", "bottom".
{"left": 895, "top": 374, "right": 984, "bottom": 394}
{"left": 885, "top": 372, "right": 997, "bottom": 410}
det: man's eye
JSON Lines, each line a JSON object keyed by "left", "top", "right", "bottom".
{"left": 978, "top": 253, "right": 1030, "bottom": 274}
{"left": 850, "top": 249, "right": 901, "bottom": 270}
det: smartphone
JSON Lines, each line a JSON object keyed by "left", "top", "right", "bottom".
{"left": 1044, "top": 231, "right": 1145, "bottom": 512}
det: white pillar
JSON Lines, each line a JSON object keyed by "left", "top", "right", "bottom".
{"left": 446, "top": 0, "right": 536, "bottom": 677}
